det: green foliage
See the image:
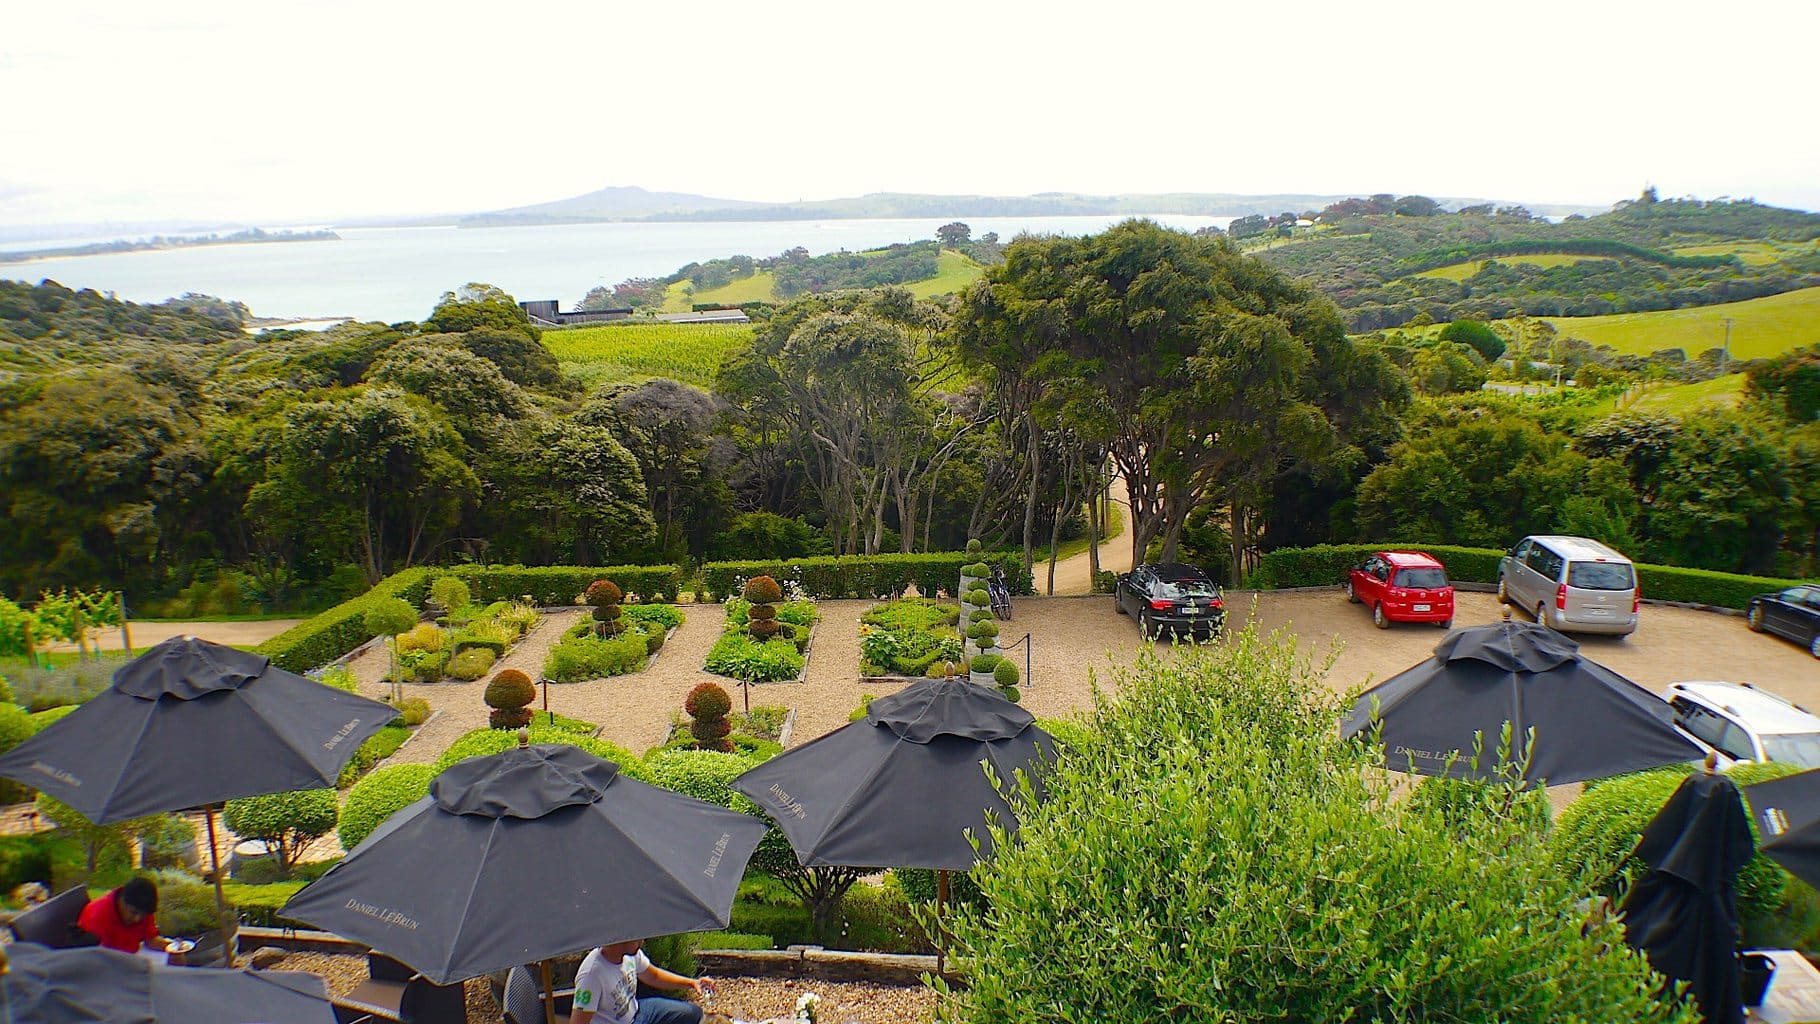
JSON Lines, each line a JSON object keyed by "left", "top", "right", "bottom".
{"left": 153, "top": 869, "right": 228, "bottom": 937}
{"left": 542, "top": 624, "right": 649, "bottom": 682}
{"left": 444, "top": 564, "right": 682, "bottom": 605}
{"left": 446, "top": 647, "right": 496, "bottom": 680}
{"left": 543, "top": 322, "right": 753, "bottom": 391}
{"left": 858, "top": 598, "right": 962, "bottom": 677}
{"left": 255, "top": 567, "right": 434, "bottom": 673}
{"left": 966, "top": 619, "right": 999, "bottom": 641}
{"left": 645, "top": 749, "right": 754, "bottom": 810}
{"left": 1437, "top": 319, "right": 1507, "bottom": 360}
{"left": 34, "top": 795, "right": 152, "bottom": 875}
{"left": 704, "top": 632, "right": 804, "bottom": 683}
{"left": 2, "top": 657, "right": 117, "bottom": 712}
{"left": 220, "top": 879, "right": 313, "bottom": 930}
{"left": 941, "top": 627, "right": 1693, "bottom": 1023}
{"left": 394, "top": 697, "right": 432, "bottom": 727}
{"left": 742, "top": 575, "right": 784, "bottom": 605}
{"left": 431, "top": 725, "right": 653, "bottom": 782}
{"left": 620, "top": 604, "right": 684, "bottom": 631}
{"left": 0, "top": 834, "right": 56, "bottom": 890}
{"left": 335, "top": 725, "right": 411, "bottom": 787}
{"left": 0, "top": 703, "right": 37, "bottom": 802}
{"left": 584, "top": 579, "right": 624, "bottom": 607}
{"left": 701, "top": 552, "right": 1034, "bottom": 601}
{"left": 137, "top": 815, "right": 197, "bottom": 870}
{"left": 338, "top": 763, "right": 434, "bottom": 850}
{"left": 968, "top": 654, "right": 1001, "bottom": 674}
{"left": 428, "top": 575, "right": 470, "bottom": 613}
{"left": 1091, "top": 570, "right": 1119, "bottom": 594}
{"left": 708, "top": 512, "right": 830, "bottom": 561}
{"left": 223, "top": 790, "right": 339, "bottom": 875}
{"left": 992, "top": 659, "right": 1020, "bottom": 688}
{"left": 313, "top": 665, "right": 360, "bottom": 693}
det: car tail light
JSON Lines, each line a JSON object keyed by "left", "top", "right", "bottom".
{"left": 1210, "top": 599, "right": 1224, "bottom": 609}
{"left": 1555, "top": 583, "right": 1567, "bottom": 611}
{"left": 1149, "top": 599, "right": 1173, "bottom": 611}
{"left": 1633, "top": 585, "right": 1641, "bottom": 613}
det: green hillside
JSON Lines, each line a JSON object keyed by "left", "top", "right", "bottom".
{"left": 1412, "top": 254, "right": 1601, "bottom": 281}
{"left": 542, "top": 322, "right": 753, "bottom": 389}
{"left": 1540, "top": 286, "right": 1820, "bottom": 360}
{"left": 661, "top": 248, "right": 985, "bottom": 311}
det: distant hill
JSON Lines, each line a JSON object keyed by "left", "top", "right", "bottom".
{"left": 460, "top": 187, "right": 1610, "bottom": 228}
{"left": 459, "top": 185, "right": 763, "bottom": 227}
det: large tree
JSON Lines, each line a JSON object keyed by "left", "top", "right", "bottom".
{"left": 954, "top": 219, "right": 1404, "bottom": 567}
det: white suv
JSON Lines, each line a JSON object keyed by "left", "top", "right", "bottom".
{"left": 1664, "top": 681, "right": 1820, "bottom": 769}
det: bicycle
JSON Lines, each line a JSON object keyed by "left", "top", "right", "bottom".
{"left": 988, "top": 565, "right": 1014, "bottom": 621}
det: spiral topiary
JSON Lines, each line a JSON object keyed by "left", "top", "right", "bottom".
{"left": 685, "top": 682, "right": 735, "bottom": 752}
{"left": 743, "top": 575, "right": 783, "bottom": 640}
{"left": 966, "top": 586, "right": 990, "bottom": 607}
{"left": 484, "top": 669, "right": 536, "bottom": 730}
{"left": 993, "top": 659, "right": 1020, "bottom": 689}
{"left": 967, "top": 619, "right": 1000, "bottom": 641}
{"left": 966, "top": 538, "right": 983, "bottom": 556}
{"left": 586, "top": 580, "right": 625, "bottom": 638}
{"left": 969, "top": 654, "right": 1002, "bottom": 674}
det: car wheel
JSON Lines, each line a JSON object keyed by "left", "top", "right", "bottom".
{"left": 1747, "top": 604, "right": 1764, "bottom": 632}
{"left": 1345, "top": 580, "right": 1360, "bottom": 604}
{"left": 1496, "top": 577, "right": 1509, "bottom": 604}
{"left": 1114, "top": 593, "right": 1126, "bottom": 616}
{"left": 1535, "top": 603, "right": 1550, "bottom": 628}
{"left": 1139, "top": 611, "right": 1154, "bottom": 639}
{"left": 1373, "top": 603, "right": 1390, "bottom": 630}
{"left": 1811, "top": 632, "right": 1820, "bottom": 660}
{"left": 1438, "top": 619, "right": 1453, "bottom": 630}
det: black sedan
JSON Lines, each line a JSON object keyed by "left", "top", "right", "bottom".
{"left": 1748, "top": 584, "right": 1820, "bottom": 659}
{"left": 1114, "top": 562, "right": 1225, "bottom": 639}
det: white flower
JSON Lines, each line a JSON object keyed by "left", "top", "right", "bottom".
{"left": 793, "top": 991, "right": 821, "bottom": 1022}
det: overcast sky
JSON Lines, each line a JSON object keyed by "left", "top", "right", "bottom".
{"left": 5, "top": 0, "right": 1817, "bottom": 228}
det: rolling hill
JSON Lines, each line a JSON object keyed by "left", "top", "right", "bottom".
{"left": 1541, "top": 286, "right": 1820, "bottom": 360}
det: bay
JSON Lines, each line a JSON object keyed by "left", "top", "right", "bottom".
{"left": 0, "top": 214, "right": 1237, "bottom": 324}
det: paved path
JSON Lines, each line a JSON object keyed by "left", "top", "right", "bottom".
{"left": 1042, "top": 475, "right": 1133, "bottom": 596}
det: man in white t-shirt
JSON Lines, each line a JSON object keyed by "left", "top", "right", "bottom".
{"left": 569, "top": 938, "right": 714, "bottom": 1024}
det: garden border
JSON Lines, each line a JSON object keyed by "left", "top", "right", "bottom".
{"left": 705, "top": 620, "right": 819, "bottom": 688}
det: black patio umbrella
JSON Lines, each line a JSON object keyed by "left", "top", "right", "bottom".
{"left": 1619, "top": 770, "right": 1756, "bottom": 1024}
{"left": 0, "top": 635, "right": 395, "bottom": 959}
{"left": 0, "top": 942, "right": 336, "bottom": 1024}
{"left": 1744, "top": 767, "right": 1820, "bottom": 889}
{"left": 281, "top": 740, "right": 765, "bottom": 1021}
{"left": 1339, "top": 614, "right": 1702, "bottom": 786}
{"left": 731, "top": 677, "right": 1059, "bottom": 971}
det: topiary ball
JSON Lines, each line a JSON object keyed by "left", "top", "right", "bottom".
{"left": 966, "top": 539, "right": 983, "bottom": 556}
{"left": 748, "top": 603, "right": 778, "bottom": 620}
{"left": 749, "top": 617, "right": 781, "bottom": 639}
{"left": 691, "top": 717, "right": 734, "bottom": 742}
{"left": 968, "top": 620, "right": 1000, "bottom": 640}
{"left": 489, "top": 707, "right": 533, "bottom": 730}
{"left": 994, "top": 659, "right": 1020, "bottom": 687}
{"left": 970, "top": 654, "right": 1002, "bottom": 674}
{"left": 585, "top": 579, "right": 623, "bottom": 608}
{"left": 970, "top": 610, "right": 994, "bottom": 624}
{"left": 592, "top": 603, "right": 624, "bottom": 621}
{"left": 484, "top": 669, "right": 536, "bottom": 710}
{"left": 1000, "top": 685, "right": 1021, "bottom": 703}
{"left": 685, "top": 682, "right": 732, "bottom": 719}
{"left": 743, "top": 575, "right": 784, "bottom": 605}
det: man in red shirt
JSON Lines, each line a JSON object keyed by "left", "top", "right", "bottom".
{"left": 76, "top": 878, "right": 182, "bottom": 961}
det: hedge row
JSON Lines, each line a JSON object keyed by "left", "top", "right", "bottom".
{"left": 254, "top": 567, "right": 435, "bottom": 673}
{"left": 443, "top": 564, "right": 683, "bottom": 606}
{"left": 699, "top": 552, "right": 1035, "bottom": 602}
{"left": 1243, "top": 543, "right": 1812, "bottom": 611}
{"left": 255, "top": 563, "right": 682, "bottom": 673}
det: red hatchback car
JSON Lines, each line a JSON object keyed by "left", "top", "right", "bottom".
{"left": 1345, "top": 551, "right": 1455, "bottom": 629}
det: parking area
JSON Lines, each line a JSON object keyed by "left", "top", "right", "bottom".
{"left": 999, "top": 590, "right": 1820, "bottom": 724}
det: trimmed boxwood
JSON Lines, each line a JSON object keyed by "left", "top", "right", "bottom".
{"left": 700, "top": 552, "right": 1034, "bottom": 602}
{"left": 432, "top": 725, "right": 654, "bottom": 782}
{"left": 338, "top": 763, "right": 435, "bottom": 850}
{"left": 448, "top": 564, "right": 682, "bottom": 605}
{"left": 255, "top": 566, "right": 435, "bottom": 673}
{"left": 1245, "top": 542, "right": 1812, "bottom": 611}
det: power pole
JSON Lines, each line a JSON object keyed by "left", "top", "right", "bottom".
{"left": 1721, "top": 317, "right": 1735, "bottom": 375}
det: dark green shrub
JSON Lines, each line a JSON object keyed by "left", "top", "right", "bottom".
{"left": 943, "top": 628, "right": 1692, "bottom": 1023}
{"left": 154, "top": 869, "right": 228, "bottom": 938}
{"left": 138, "top": 815, "right": 197, "bottom": 870}
{"left": 894, "top": 866, "right": 986, "bottom": 911}
{"left": 338, "top": 764, "right": 435, "bottom": 849}
{"left": 223, "top": 790, "right": 338, "bottom": 877}
{"left": 431, "top": 725, "right": 652, "bottom": 782}
{"left": 448, "top": 563, "right": 682, "bottom": 605}
{"left": 993, "top": 660, "right": 1020, "bottom": 689}
{"left": 966, "top": 539, "right": 983, "bottom": 556}
{"left": 542, "top": 629, "right": 647, "bottom": 682}
{"left": 336, "top": 725, "right": 410, "bottom": 787}
{"left": 686, "top": 682, "right": 734, "bottom": 753}
{"left": 484, "top": 669, "right": 536, "bottom": 729}
{"left": 966, "top": 620, "right": 999, "bottom": 641}
{"left": 0, "top": 835, "right": 54, "bottom": 889}
{"left": 428, "top": 576, "right": 471, "bottom": 614}
{"left": 968, "top": 654, "right": 1002, "bottom": 674}
{"left": 0, "top": 704, "right": 37, "bottom": 803}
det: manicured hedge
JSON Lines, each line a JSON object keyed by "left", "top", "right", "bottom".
{"left": 444, "top": 564, "right": 683, "bottom": 606}
{"left": 253, "top": 563, "right": 682, "bottom": 673}
{"left": 254, "top": 567, "right": 434, "bottom": 673}
{"left": 700, "top": 552, "right": 1034, "bottom": 602}
{"left": 1244, "top": 543, "right": 1813, "bottom": 611}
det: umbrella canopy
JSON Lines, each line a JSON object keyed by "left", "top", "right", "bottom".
{"left": 0, "top": 636, "right": 396, "bottom": 823}
{"left": 280, "top": 742, "right": 766, "bottom": 985}
{"left": 0, "top": 943, "right": 335, "bottom": 1024}
{"left": 731, "top": 678, "right": 1058, "bottom": 871}
{"left": 1744, "top": 767, "right": 1820, "bottom": 890}
{"left": 1339, "top": 617, "right": 1702, "bottom": 786}
{"left": 1620, "top": 771, "right": 1755, "bottom": 1024}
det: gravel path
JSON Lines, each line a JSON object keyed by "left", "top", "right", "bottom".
{"left": 1041, "top": 474, "right": 1132, "bottom": 596}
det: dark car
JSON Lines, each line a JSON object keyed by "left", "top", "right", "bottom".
{"left": 1114, "top": 563, "right": 1225, "bottom": 639}
{"left": 1747, "top": 584, "right": 1820, "bottom": 659}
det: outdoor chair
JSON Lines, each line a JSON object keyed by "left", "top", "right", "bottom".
{"left": 501, "top": 964, "right": 574, "bottom": 1024}
{"left": 6, "top": 885, "right": 98, "bottom": 949}
{"left": 331, "top": 951, "right": 468, "bottom": 1024}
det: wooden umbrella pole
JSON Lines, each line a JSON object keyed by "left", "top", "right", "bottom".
{"left": 539, "top": 959, "right": 558, "bottom": 1024}
{"left": 205, "top": 805, "right": 235, "bottom": 966}
{"left": 936, "top": 869, "right": 949, "bottom": 976}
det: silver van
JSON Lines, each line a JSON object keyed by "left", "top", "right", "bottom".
{"left": 1496, "top": 535, "right": 1639, "bottom": 636}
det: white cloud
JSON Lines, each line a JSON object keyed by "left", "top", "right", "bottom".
{"left": 3, "top": 0, "right": 1817, "bottom": 225}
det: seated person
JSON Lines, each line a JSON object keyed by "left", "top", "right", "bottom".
{"left": 569, "top": 938, "right": 712, "bottom": 1024}
{"left": 76, "top": 878, "right": 185, "bottom": 963}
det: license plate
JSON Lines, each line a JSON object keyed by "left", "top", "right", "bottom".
{"left": 1413, "top": 604, "right": 1431, "bottom": 612}
{"left": 1182, "top": 606, "right": 1200, "bottom": 615}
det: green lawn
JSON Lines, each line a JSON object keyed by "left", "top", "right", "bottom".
{"left": 1590, "top": 373, "right": 1748, "bottom": 416}
{"left": 1413, "top": 254, "right": 1603, "bottom": 281}
{"left": 542, "top": 322, "right": 754, "bottom": 389}
{"left": 1538, "top": 286, "right": 1820, "bottom": 359}
{"left": 1671, "top": 240, "right": 1815, "bottom": 266}
{"left": 660, "top": 249, "right": 987, "bottom": 311}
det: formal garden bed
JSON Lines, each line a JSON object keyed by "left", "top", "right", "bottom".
{"left": 539, "top": 588, "right": 685, "bottom": 683}
{"left": 857, "top": 597, "right": 963, "bottom": 681}
{"left": 704, "top": 577, "right": 819, "bottom": 685}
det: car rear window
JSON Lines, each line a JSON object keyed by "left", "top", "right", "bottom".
{"left": 1394, "top": 568, "right": 1448, "bottom": 589}
{"left": 1568, "top": 561, "right": 1635, "bottom": 591}
{"left": 1762, "top": 734, "right": 1820, "bottom": 769}
{"left": 1154, "top": 579, "right": 1218, "bottom": 599}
